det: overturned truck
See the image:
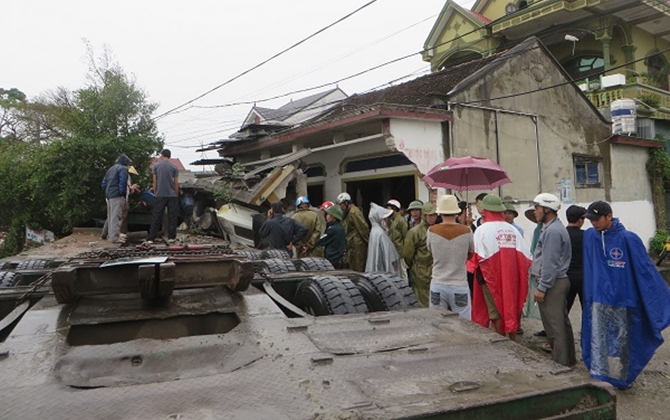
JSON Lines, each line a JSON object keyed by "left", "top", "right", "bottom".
{"left": 0, "top": 246, "right": 615, "bottom": 419}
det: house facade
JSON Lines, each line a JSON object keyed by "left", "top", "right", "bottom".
{"left": 218, "top": 37, "right": 661, "bottom": 244}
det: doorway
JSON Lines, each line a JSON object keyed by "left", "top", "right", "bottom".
{"left": 344, "top": 175, "right": 416, "bottom": 218}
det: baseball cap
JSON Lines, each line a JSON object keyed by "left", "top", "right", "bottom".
{"left": 584, "top": 201, "right": 612, "bottom": 220}
{"left": 566, "top": 205, "right": 587, "bottom": 223}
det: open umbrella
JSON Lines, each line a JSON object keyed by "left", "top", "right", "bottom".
{"left": 423, "top": 156, "right": 511, "bottom": 192}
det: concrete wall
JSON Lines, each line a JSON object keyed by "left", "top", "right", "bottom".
{"left": 450, "top": 40, "right": 613, "bottom": 204}
{"left": 609, "top": 143, "right": 653, "bottom": 202}
{"left": 389, "top": 118, "right": 445, "bottom": 175}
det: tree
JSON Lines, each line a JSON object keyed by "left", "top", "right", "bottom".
{"left": 0, "top": 45, "right": 163, "bottom": 254}
{"left": 0, "top": 87, "right": 27, "bottom": 142}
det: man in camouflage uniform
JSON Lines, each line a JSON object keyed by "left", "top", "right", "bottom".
{"left": 337, "top": 192, "right": 369, "bottom": 272}
{"left": 402, "top": 202, "right": 438, "bottom": 307}
{"left": 292, "top": 196, "right": 324, "bottom": 257}
{"left": 386, "top": 199, "right": 408, "bottom": 257}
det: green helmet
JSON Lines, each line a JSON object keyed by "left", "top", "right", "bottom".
{"left": 421, "top": 202, "right": 436, "bottom": 215}
{"left": 407, "top": 200, "right": 424, "bottom": 211}
{"left": 326, "top": 204, "right": 343, "bottom": 221}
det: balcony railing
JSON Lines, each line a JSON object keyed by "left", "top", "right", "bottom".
{"left": 583, "top": 82, "right": 670, "bottom": 120}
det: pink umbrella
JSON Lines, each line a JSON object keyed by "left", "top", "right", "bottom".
{"left": 423, "top": 156, "right": 511, "bottom": 192}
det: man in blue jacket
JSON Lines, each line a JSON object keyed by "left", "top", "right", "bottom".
{"left": 582, "top": 201, "right": 670, "bottom": 389}
{"left": 101, "top": 154, "right": 132, "bottom": 243}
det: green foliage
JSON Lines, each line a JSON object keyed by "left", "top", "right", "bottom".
{"left": 649, "top": 229, "right": 668, "bottom": 255}
{"left": 646, "top": 145, "right": 670, "bottom": 180}
{"left": 212, "top": 163, "right": 245, "bottom": 206}
{"left": 0, "top": 45, "right": 164, "bottom": 252}
{"left": 638, "top": 93, "right": 661, "bottom": 109}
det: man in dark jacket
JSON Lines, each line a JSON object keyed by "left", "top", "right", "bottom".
{"left": 318, "top": 205, "right": 346, "bottom": 268}
{"left": 101, "top": 154, "right": 132, "bottom": 243}
{"left": 565, "top": 205, "right": 586, "bottom": 313}
{"left": 259, "top": 201, "right": 307, "bottom": 256}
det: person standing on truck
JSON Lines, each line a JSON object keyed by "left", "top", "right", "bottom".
{"left": 147, "top": 149, "right": 180, "bottom": 244}
{"left": 260, "top": 201, "right": 308, "bottom": 256}
{"left": 582, "top": 201, "right": 670, "bottom": 389}
{"left": 530, "top": 193, "right": 576, "bottom": 367}
{"left": 402, "top": 202, "right": 437, "bottom": 307}
{"left": 318, "top": 205, "right": 346, "bottom": 269}
{"left": 426, "top": 195, "right": 474, "bottom": 317}
{"left": 101, "top": 153, "right": 133, "bottom": 243}
{"left": 337, "top": 192, "right": 369, "bottom": 272}
{"left": 292, "top": 196, "right": 324, "bottom": 258}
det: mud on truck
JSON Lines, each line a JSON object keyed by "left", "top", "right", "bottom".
{"left": 0, "top": 236, "right": 618, "bottom": 419}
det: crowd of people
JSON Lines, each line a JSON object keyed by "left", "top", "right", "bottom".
{"left": 255, "top": 190, "right": 670, "bottom": 390}
{"left": 101, "top": 149, "right": 670, "bottom": 389}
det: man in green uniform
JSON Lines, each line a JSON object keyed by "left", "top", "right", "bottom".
{"left": 386, "top": 199, "right": 408, "bottom": 256}
{"left": 337, "top": 192, "right": 369, "bottom": 272}
{"left": 292, "top": 196, "right": 324, "bottom": 257}
{"left": 407, "top": 200, "right": 423, "bottom": 229}
{"left": 402, "top": 202, "right": 438, "bottom": 307}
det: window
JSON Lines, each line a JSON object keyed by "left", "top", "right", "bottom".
{"left": 562, "top": 55, "right": 604, "bottom": 80}
{"left": 574, "top": 155, "right": 601, "bottom": 187}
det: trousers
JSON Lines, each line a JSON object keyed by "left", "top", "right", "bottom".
{"left": 539, "top": 277, "right": 576, "bottom": 366}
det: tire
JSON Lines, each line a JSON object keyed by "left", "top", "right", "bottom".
{"left": 256, "top": 258, "right": 297, "bottom": 274}
{"left": 15, "top": 259, "right": 50, "bottom": 270}
{"left": 354, "top": 273, "right": 420, "bottom": 311}
{"left": 0, "top": 271, "right": 21, "bottom": 288}
{"left": 294, "top": 276, "right": 368, "bottom": 316}
{"left": 294, "top": 258, "right": 334, "bottom": 271}
{"left": 263, "top": 249, "right": 291, "bottom": 259}
{"left": 234, "top": 250, "right": 266, "bottom": 260}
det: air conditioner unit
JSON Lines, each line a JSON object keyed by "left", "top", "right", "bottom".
{"left": 601, "top": 74, "right": 626, "bottom": 88}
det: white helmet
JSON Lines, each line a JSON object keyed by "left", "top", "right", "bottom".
{"left": 533, "top": 193, "right": 561, "bottom": 211}
{"left": 337, "top": 192, "right": 352, "bottom": 204}
{"left": 386, "top": 199, "right": 401, "bottom": 210}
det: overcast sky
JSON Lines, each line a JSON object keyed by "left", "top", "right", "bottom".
{"left": 4, "top": 0, "right": 474, "bottom": 170}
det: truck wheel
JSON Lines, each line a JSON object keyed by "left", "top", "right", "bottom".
{"left": 0, "top": 271, "right": 21, "bottom": 288}
{"left": 294, "top": 276, "right": 368, "bottom": 316}
{"left": 15, "top": 259, "right": 50, "bottom": 270}
{"left": 263, "top": 249, "right": 291, "bottom": 259}
{"left": 256, "top": 258, "right": 297, "bottom": 274}
{"left": 294, "top": 258, "right": 334, "bottom": 271}
{"left": 354, "top": 273, "right": 420, "bottom": 311}
{"left": 234, "top": 250, "right": 266, "bottom": 260}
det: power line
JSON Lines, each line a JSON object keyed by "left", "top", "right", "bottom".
{"left": 153, "top": 0, "right": 379, "bottom": 121}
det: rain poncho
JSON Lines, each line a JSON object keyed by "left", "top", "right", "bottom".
{"left": 472, "top": 210, "right": 532, "bottom": 334}
{"left": 365, "top": 203, "right": 403, "bottom": 276}
{"left": 582, "top": 218, "right": 670, "bottom": 389}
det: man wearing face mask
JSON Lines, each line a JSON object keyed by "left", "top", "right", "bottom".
{"left": 531, "top": 193, "right": 575, "bottom": 368}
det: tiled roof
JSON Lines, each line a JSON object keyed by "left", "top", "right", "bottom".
{"left": 320, "top": 55, "right": 498, "bottom": 119}
{"left": 253, "top": 88, "right": 341, "bottom": 122}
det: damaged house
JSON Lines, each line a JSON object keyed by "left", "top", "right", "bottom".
{"left": 207, "top": 37, "right": 660, "bottom": 245}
